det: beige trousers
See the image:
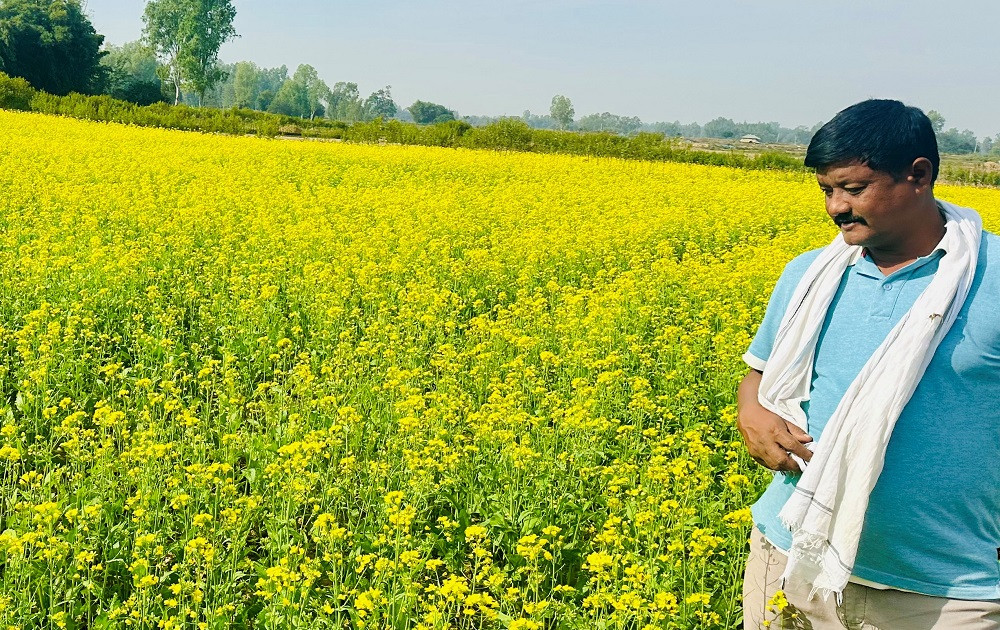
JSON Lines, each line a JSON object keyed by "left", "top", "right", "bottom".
{"left": 743, "top": 527, "right": 1000, "bottom": 630}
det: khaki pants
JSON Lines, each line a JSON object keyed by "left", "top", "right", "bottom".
{"left": 743, "top": 527, "right": 1000, "bottom": 630}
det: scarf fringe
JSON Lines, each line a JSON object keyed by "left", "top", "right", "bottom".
{"left": 778, "top": 517, "right": 847, "bottom": 605}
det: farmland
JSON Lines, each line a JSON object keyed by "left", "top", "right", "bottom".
{"left": 2, "top": 112, "right": 1000, "bottom": 629}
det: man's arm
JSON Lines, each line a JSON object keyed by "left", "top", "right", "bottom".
{"left": 737, "top": 369, "right": 813, "bottom": 473}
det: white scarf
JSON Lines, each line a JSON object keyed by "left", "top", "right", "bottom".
{"left": 757, "top": 200, "right": 982, "bottom": 601}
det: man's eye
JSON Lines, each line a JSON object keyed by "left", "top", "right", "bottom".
{"left": 845, "top": 187, "right": 866, "bottom": 195}
{"left": 820, "top": 188, "right": 832, "bottom": 197}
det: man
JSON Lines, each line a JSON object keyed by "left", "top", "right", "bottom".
{"left": 738, "top": 99, "right": 1000, "bottom": 629}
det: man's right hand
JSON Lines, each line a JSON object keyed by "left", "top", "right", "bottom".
{"left": 736, "top": 370, "right": 813, "bottom": 474}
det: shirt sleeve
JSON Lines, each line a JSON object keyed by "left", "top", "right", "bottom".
{"left": 744, "top": 253, "right": 815, "bottom": 371}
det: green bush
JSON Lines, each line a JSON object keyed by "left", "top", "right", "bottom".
{"left": 0, "top": 72, "right": 36, "bottom": 111}
{"left": 5, "top": 81, "right": 821, "bottom": 175}
{"left": 463, "top": 119, "right": 535, "bottom": 152}
{"left": 113, "top": 80, "right": 168, "bottom": 107}
{"left": 941, "top": 165, "right": 1000, "bottom": 187}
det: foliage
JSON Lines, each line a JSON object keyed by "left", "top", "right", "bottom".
{"left": 409, "top": 99, "right": 454, "bottom": 125}
{"left": 0, "top": 0, "right": 106, "bottom": 95}
{"left": 927, "top": 109, "right": 945, "bottom": 133}
{"left": 142, "top": 0, "right": 237, "bottom": 105}
{"left": 520, "top": 109, "right": 560, "bottom": 130}
{"left": 292, "top": 64, "right": 329, "bottom": 120}
{"left": 642, "top": 120, "right": 704, "bottom": 138}
{"left": 228, "top": 62, "right": 287, "bottom": 112}
{"left": 694, "top": 119, "right": 821, "bottom": 145}
{"left": 0, "top": 70, "right": 35, "bottom": 109}
{"left": 101, "top": 40, "right": 159, "bottom": 86}
{"left": 364, "top": 86, "right": 398, "bottom": 120}
{"left": 4, "top": 84, "right": 812, "bottom": 171}
{"left": 142, "top": 0, "right": 185, "bottom": 104}
{"left": 231, "top": 60, "right": 259, "bottom": 109}
{"left": 937, "top": 127, "right": 977, "bottom": 154}
{"left": 703, "top": 117, "right": 739, "bottom": 139}
{"left": 27, "top": 91, "right": 289, "bottom": 136}
{"left": 578, "top": 111, "right": 642, "bottom": 135}
{"left": 341, "top": 118, "right": 806, "bottom": 172}
{"left": 550, "top": 94, "right": 574, "bottom": 130}
{"left": 940, "top": 160, "right": 1000, "bottom": 187}
{"left": 100, "top": 40, "right": 166, "bottom": 105}
{"left": 919, "top": 110, "right": 979, "bottom": 155}
{"left": 462, "top": 117, "right": 535, "bottom": 151}
{"left": 179, "top": 0, "right": 237, "bottom": 105}
{"left": 267, "top": 77, "right": 307, "bottom": 118}
{"left": 115, "top": 80, "right": 168, "bottom": 106}
{"left": 328, "top": 81, "right": 363, "bottom": 122}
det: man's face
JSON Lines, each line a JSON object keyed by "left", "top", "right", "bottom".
{"left": 815, "top": 160, "right": 922, "bottom": 249}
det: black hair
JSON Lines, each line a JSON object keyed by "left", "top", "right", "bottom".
{"left": 805, "top": 99, "right": 939, "bottom": 183}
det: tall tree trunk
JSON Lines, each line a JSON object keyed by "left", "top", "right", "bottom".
{"left": 172, "top": 55, "right": 181, "bottom": 105}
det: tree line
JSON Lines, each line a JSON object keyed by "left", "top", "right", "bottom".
{"left": 0, "top": 0, "right": 994, "bottom": 153}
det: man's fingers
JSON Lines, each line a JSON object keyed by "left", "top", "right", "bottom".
{"left": 767, "top": 449, "right": 802, "bottom": 474}
{"left": 776, "top": 432, "right": 813, "bottom": 462}
{"left": 779, "top": 453, "right": 803, "bottom": 474}
{"left": 784, "top": 421, "right": 814, "bottom": 443}
{"left": 753, "top": 445, "right": 802, "bottom": 474}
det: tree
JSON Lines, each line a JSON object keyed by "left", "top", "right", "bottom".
{"left": 364, "top": 86, "right": 397, "bottom": 120}
{"left": 549, "top": 95, "right": 574, "bottom": 130}
{"left": 257, "top": 89, "right": 274, "bottom": 111}
{"left": 192, "top": 60, "right": 233, "bottom": 107}
{"left": 327, "top": 81, "right": 363, "bottom": 121}
{"left": 253, "top": 64, "right": 286, "bottom": 111}
{"left": 577, "top": 111, "right": 641, "bottom": 135}
{"left": 267, "top": 77, "right": 307, "bottom": 117}
{"left": 926, "top": 110, "right": 945, "bottom": 133}
{"left": 292, "top": 64, "right": 329, "bottom": 120}
{"left": 0, "top": 0, "right": 106, "bottom": 95}
{"left": 142, "top": 0, "right": 185, "bottom": 104}
{"left": 101, "top": 40, "right": 165, "bottom": 105}
{"left": 0, "top": 71, "right": 34, "bottom": 109}
{"left": 231, "top": 60, "right": 259, "bottom": 109}
{"left": 142, "top": 0, "right": 237, "bottom": 105}
{"left": 180, "top": 0, "right": 237, "bottom": 106}
{"left": 937, "top": 127, "right": 977, "bottom": 154}
{"left": 257, "top": 65, "right": 286, "bottom": 95}
{"left": 520, "top": 109, "right": 559, "bottom": 130}
{"left": 408, "top": 99, "right": 454, "bottom": 124}
{"left": 703, "top": 116, "right": 739, "bottom": 139}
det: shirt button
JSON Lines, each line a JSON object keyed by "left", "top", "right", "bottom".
{"left": 883, "top": 283, "right": 893, "bottom": 291}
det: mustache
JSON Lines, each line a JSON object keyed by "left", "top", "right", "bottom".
{"left": 833, "top": 214, "right": 867, "bottom": 226}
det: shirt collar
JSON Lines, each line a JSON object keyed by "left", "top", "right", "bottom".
{"left": 851, "top": 246, "right": 945, "bottom": 280}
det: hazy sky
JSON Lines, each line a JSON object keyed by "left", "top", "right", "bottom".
{"left": 83, "top": 0, "right": 1000, "bottom": 137}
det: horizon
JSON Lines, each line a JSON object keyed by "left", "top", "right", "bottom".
{"left": 82, "top": 0, "right": 1000, "bottom": 138}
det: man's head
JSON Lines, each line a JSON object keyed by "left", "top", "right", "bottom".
{"left": 805, "top": 99, "right": 939, "bottom": 183}
{"left": 806, "top": 100, "right": 943, "bottom": 253}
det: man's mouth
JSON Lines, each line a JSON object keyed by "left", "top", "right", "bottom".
{"left": 834, "top": 215, "right": 867, "bottom": 227}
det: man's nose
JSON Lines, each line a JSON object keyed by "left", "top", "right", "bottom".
{"left": 826, "top": 190, "right": 852, "bottom": 217}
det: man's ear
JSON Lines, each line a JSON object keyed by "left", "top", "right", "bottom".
{"left": 906, "top": 157, "right": 934, "bottom": 191}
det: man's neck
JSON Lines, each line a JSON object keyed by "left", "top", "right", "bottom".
{"left": 867, "top": 203, "right": 946, "bottom": 275}
{"left": 865, "top": 214, "right": 945, "bottom": 275}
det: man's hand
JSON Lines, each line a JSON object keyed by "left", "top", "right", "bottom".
{"left": 737, "top": 369, "right": 813, "bottom": 473}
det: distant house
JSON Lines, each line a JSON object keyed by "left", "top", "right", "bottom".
{"left": 739, "top": 134, "right": 761, "bottom": 144}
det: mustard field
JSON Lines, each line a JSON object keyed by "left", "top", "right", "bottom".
{"left": 2, "top": 112, "right": 1000, "bottom": 630}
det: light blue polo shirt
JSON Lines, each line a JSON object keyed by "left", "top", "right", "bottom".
{"left": 746, "top": 228, "right": 1000, "bottom": 599}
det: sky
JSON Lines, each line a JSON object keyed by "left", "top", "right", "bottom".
{"left": 82, "top": 0, "right": 1000, "bottom": 138}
